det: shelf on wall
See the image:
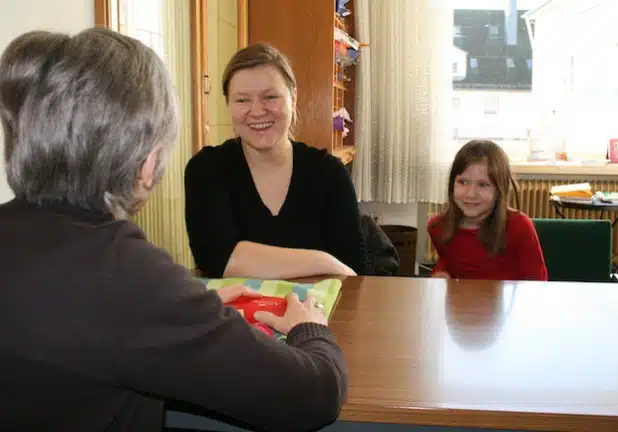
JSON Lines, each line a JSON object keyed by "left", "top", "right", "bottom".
{"left": 334, "top": 27, "right": 360, "bottom": 51}
{"left": 335, "top": 14, "right": 346, "bottom": 30}
{"left": 332, "top": 8, "right": 357, "bottom": 164}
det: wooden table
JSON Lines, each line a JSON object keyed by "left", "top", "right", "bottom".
{"left": 332, "top": 276, "right": 618, "bottom": 431}
{"left": 166, "top": 276, "right": 618, "bottom": 432}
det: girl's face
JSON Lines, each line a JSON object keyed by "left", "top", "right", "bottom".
{"left": 227, "top": 64, "right": 295, "bottom": 152}
{"left": 453, "top": 162, "right": 497, "bottom": 228}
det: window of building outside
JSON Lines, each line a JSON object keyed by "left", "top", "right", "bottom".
{"left": 451, "top": 0, "right": 618, "bottom": 164}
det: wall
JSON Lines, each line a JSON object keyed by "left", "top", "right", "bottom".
{"left": 359, "top": 202, "right": 418, "bottom": 228}
{"left": 0, "top": 0, "right": 94, "bottom": 204}
{"left": 206, "top": 0, "right": 238, "bottom": 146}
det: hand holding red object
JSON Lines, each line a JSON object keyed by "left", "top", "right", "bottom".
{"left": 226, "top": 295, "right": 287, "bottom": 324}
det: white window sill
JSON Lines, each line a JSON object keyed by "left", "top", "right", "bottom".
{"left": 511, "top": 161, "right": 618, "bottom": 176}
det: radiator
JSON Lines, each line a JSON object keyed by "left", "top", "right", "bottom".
{"left": 424, "top": 179, "right": 618, "bottom": 262}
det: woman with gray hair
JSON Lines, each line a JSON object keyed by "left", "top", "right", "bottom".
{"left": 0, "top": 28, "right": 347, "bottom": 431}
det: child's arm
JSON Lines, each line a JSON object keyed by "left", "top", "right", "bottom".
{"left": 513, "top": 214, "right": 548, "bottom": 281}
{"left": 427, "top": 218, "right": 451, "bottom": 278}
{"left": 432, "top": 258, "right": 450, "bottom": 278}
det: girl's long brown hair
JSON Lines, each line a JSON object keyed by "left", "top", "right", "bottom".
{"left": 435, "top": 140, "right": 520, "bottom": 255}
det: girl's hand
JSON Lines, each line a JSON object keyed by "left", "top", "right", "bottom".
{"left": 433, "top": 271, "right": 450, "bottom": 279}
{"left": 216, "top": 285, "right": 262, "bottom": 303}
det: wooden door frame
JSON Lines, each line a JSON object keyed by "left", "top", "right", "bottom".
{"left": 94, "top": 0, "right": 111, "bottom": 27}
{"left": 94, "top": 0, "right": 207, "bottom": 154}
{"left": 190, "top": 0, "right": 208, "bottom": 153}
{"left": 237, "top": 0, "right": 248, "bottom": 48}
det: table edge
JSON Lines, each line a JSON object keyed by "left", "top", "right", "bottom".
{"left": 340, "top": 404, "right": 618, "bottom": 432}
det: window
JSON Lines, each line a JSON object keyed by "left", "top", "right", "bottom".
{"left": 450, "top": 1, "right": 536, "bottom": 163}
{"left": 453, "top": 7, "right": 532, "bottom": 90}
{"left": 111, "top": 0, "right": 164, "bottom": 58}
{"left": 483, "top": 94, "right": 499, "bottom": 115}
{"left": 524, "top": 0, "right": 618, "bottom": 161}
{"left": 98, "top": 0, "right": 211, "bottom": 152}
{"left": 451, "top": 0, "right": 618, "bottom": 163}
{"left": 453, "top": 96, "right": 461, "bottom": 111}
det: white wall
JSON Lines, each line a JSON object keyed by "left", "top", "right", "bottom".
{"left": 0, "top": 0, "right": 94, "bottom": 203}
{"left": 359, "top": 202, "right": 418, "bottom": 228}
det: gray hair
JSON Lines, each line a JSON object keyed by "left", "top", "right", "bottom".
{"left": 0, "top": 27, "right": 179, "bottom": 219}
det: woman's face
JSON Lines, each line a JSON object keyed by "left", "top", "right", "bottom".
{"left": 228, "top": 64, "right": 295, "bottom": 152}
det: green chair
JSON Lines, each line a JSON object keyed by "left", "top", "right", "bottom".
{"left": 532, "top": 218, "right": 612, "bottom": 282}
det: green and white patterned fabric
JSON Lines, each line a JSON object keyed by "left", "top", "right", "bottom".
{"left": 200, "top": 277, "right": 343, "bottom": 319}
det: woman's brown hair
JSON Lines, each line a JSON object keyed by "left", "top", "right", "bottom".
{"left": 221, "top": 42, "right": 298, "bottom": 136}
{"left": 436, "top": 140, "right": 520, "bottom": 255}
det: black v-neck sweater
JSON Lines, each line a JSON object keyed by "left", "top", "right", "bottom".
{"left": 0, "top": 199, "right": 347, "bottom": 431}
{"left": 185, "top": 138, "right": 367, "bottom": 277}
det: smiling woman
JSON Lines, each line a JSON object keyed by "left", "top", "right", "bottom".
{"left": 184, "top": 43, "right": 368, "bottom": 280}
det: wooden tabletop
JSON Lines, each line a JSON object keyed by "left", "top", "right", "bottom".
{"left": 329, "top": 276, "right": 618, "bottom": 431}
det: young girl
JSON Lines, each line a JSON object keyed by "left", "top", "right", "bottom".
{"left": 427, "top": 140, "right": 547, "bottom": 281}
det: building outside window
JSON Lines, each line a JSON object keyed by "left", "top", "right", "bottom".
{"left": 451, "top": 0, "right": 617, "bottom": 164}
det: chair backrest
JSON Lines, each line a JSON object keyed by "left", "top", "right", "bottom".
{"left": 360, "top": 214, "right": 401, "bottom": 276}
{"left": 532, "top": 218, "right": 612, "bottom": 282}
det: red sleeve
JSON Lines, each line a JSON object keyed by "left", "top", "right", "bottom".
{"left": 509, "top": 212, "right": 548, "bottom": 281}
{"left": 432, "top": 257, "right": 448, "bottom": 275}
{"left": 427, "top": 215, "right": 449, "bottom": 276}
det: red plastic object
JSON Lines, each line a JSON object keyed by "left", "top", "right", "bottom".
{"left": 251, "top": 322, "right": 275, "bottom": 337}
{"left": 226, "top": 295, "right": 287, "bottom": 324}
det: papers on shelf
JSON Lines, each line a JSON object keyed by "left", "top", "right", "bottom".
{"left": 550, "top": 183, "right": 594, "bottom": 199}
{"left": 334, "top": 27, "right": 360, "bottom": 51}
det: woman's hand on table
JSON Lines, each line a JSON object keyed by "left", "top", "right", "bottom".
{"left": 433, "top": 271, "right": 450, "bottom": 279}
{"left": 254, "top": 292, "right": 327, "bottom": 335}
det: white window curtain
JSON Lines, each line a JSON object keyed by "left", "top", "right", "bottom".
{"left": 116, "top": 0, "right": 195, "bottom": 267}
{"left": 352, "top": 0, "right": 454, "bottom": 204}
